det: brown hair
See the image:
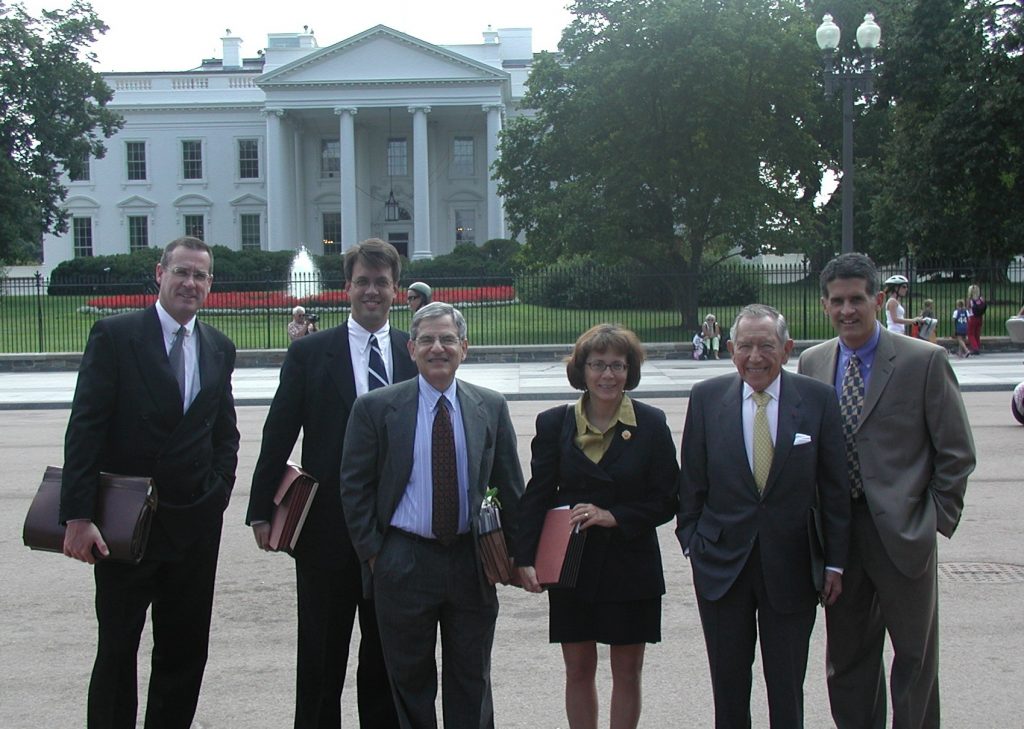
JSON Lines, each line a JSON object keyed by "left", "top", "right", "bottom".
{"left": 566, "top": 323, "right": 645, "bottom": 391}
{"left": 161, "top": 236, "right": 214, "bottom": 271}
{"left": 343, "top": 238, "right": 401, "bottom": 283}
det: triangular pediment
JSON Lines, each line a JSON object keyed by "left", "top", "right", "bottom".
{"left": 258, "top": 25, "right": 508, "bottom": 87}
{"left": 117, "top": 195, "right": 157, "bottom": 209}
{"left": 229, "top": 193, "right": 267, "bottom": 207}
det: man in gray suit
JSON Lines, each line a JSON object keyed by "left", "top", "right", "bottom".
{"left": 799, "top": 253, "right": 976, "bottom": 729}
{"left": 340, "top": 301, "right": 524, "bottom": 729}
{"left": 678, "top": 304, "right": 849, "bottom": 728}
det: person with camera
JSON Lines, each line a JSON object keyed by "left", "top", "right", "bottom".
{"left": 288, "top": 305, "right": 318, "bottom": 342}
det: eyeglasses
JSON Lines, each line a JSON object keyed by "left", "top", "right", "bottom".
{"left": 585, "top": 360, "right": 628, "bottom": 373}
{"left": 169, "top": 266, "right": 212, "bottom": 282}
{"left": 415, "top": 335, "right": 461, "bottom": 348}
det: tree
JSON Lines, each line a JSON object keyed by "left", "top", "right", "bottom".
{"left": 495, "top": 0, "right": 827, "bottom": 328}
{"left": 866, "top": 0, "right": 1024, "bottom": 272}
{"left": 0, "top": 1, "right": 122, "bottom": 262}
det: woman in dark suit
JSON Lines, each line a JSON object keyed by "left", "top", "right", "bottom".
{"left": 515, "top": 324, "right": 679, "bottom": 729}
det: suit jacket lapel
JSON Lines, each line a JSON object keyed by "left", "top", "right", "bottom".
{"left": 457, "top": 382, "right": 490, "bottom": 505}
{"left": 765, "top": 372, "right": 801, "bottom": 495}
{"left": 559, "top": 403, "right": 615, "bottom": 482}
{"left": 720, "top": 376, "right": 758, "bottom": 494}
{"left": 130, "top": 307, "right": 182, "bottom": 417}
{"left": 326, "top": 322, "right": 357, "bottom": 410}
{"left": 185, "top": 320, "right": 224, "bottom": 415}
{"left": 381, "top": 380, "right": 419, "bottom": 520}
{"left": 860, "top": 328, "right": 896, "bottom": 427}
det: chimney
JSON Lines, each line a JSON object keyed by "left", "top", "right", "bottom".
{"left": 222, "top": 29, "right": 242, "bottom": 69}
{"left": 483, "top": 25, "right": 498, "bottom": 45}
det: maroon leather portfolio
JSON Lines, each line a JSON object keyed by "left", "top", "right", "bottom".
{"left": 535, "top": 507, "right": 587, "bottom": 588}
{"left": 23, "top": 465, "right": 157, "bottom": 564}
{"left": 269, "top": 463, "right": 318, "bottom": 553}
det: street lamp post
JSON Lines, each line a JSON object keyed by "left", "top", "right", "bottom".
{"left": 816, "top": 13, "right": 881, "bottom": 255}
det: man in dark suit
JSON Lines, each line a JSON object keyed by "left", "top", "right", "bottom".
{"left": 61, "top": 236, "right": 239, "bottom": 729}
{"left": 677, "top": 303, "right": 850, "bottom": 729}
{"left": 799, "top": 253, "right": 976, "bottom": 729}
{"left": 248, "top": 239, "right": 414, "bottom": 729}
{"left": 340, "top": 302, "right": 525, "bottom": 729}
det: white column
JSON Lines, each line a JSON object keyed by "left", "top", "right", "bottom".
{"left": 335, "top": 106, "right": 359, "bottom": 250}
{"left": 409, "top": 105, "right": 432, "bottom": 259}
{"left": 292, "top": 126, "right": 305, "bottom": 248}
{"left": 265, "top": 108, "right": 290, "bottom": 250}
{"left": 484, "top": 104, "right": 506, "bottom": 241}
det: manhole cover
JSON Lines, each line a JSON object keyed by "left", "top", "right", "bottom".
{"left": 938, "top": 562, "right": 1024, "bottom": 584}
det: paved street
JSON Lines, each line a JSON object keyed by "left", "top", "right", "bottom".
{"left": 1, "top": 384, "right": 1021, "bottom": 728}
{"left": 0, "top": 350, "right": 1021, "bottom": 408}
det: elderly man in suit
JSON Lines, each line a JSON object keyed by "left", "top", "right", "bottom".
{"left": 340, "top": 301, "right": 525, "bottom": 729}
{"left": 677, "top": 303, "right": 850, "bottom": 729}
{"left": 799, "top": 253, "right": 976, "bottom": 729}
{"left": 248, "top": 239, "right": 414, "bottom": 729}
{"left": 61, "top": 236, "right": 239, "bottom": 729}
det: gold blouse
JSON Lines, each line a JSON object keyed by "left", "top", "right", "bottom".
{"left": 573, "top": 393, "right": 637, "bottom": 463}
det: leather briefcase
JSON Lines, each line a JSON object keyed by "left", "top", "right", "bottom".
{"left": 23, "top": 465, "right": 158, "bottom": 564}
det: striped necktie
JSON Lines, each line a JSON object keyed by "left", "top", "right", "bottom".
{"left": 368, "top": 334, "right": 389, "bottom": 391}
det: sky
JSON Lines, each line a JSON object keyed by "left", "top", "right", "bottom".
{"left": 16, "top": 0, "right": 576, "bottom": 72}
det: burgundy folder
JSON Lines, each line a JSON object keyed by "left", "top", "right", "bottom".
{"left": 535, "top": 507, "right": 587, "bottom": 588}
{"left": 269, "top": 463, "right": 318, "bottom": 553}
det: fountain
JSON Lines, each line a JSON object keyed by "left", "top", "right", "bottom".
{"left": 287, "top": 245, "right": 322, "bottom": 299}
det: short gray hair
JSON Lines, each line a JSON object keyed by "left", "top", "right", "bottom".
{"left": 292, "top": 305, "right": 305, "bottom": 316}
{"left": 731, "top": 304, "right": 790, "bottom": 343}
{"left": 410, "top": 301, "right": 467, "bottom": 341}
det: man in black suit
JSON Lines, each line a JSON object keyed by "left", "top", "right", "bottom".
{"left": 340, "top": 302, "right": 525, "bottom": 729}
{"left": 61, "top": 236, "right": 240, "bottom": 729}
{"left": 248, "top": 239, "right": 414, "bottom": 729}
{"left": 677, "top": 304, "right": 850, "bottom": 729}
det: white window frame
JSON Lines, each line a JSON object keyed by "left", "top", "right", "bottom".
{"left": 125, "top": 140, "right": 148, "bottom": 182}
{"left": 450, "top": 135, "right": 476, "bottom": 178}
{"left": 127, "top": 215, "right": 149, "bottom": 251}
{"left": 321, "top": 139, "right": 340, "bottom": 179}
{"left": 239, "top": 212, "right": 262, "bottom": 250}
{"left": 237, "top": 137, "right": 261, "bottom": 180}
{"left": 73, "top": 216, "right": 94, "bottom": 257}
{"left": 180, "top": 139, "right": 205, "bottom": 182}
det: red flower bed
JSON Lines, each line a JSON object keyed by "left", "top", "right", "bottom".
{"left": 84, "top": 285, "right": 517, "bottom": 312}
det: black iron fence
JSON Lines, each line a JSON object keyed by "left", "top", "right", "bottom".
{"left": 3, "top": 260, "right": 1022, "bottom": 354}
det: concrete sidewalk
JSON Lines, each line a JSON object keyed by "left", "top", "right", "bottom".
{"left": 1, "top": 391, "right": 1022, "bottom": 728}
{"left": 1, "top": 350, "right": 1021, "bottom": 409}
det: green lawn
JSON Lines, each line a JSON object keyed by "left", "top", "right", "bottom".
{"left": 2, "top": 280, "right": 1020, "bottom": 354}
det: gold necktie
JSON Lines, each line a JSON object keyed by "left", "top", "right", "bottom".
{"left": 752, "top": 391, "right": 773, "bottom": 492}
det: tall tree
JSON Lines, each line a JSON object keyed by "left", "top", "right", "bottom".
{"left": 0, "top": 0, "right": 122, "bottom": 262}
{"left": 867, "top": 0, "right": 1024, "bottom": 271}
{"left": 495, "top": 0, "right": 826, "bottom": 328}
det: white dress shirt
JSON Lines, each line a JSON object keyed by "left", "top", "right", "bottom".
{"left": 155, "top": 301, "right": 199, "bottom": 411}
{"left": 347, "top": 317, "right": 392, "bottom": 396}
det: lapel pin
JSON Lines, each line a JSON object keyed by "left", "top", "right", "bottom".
{"left": 621, "top": 430, "right": 632, "bottom": 441}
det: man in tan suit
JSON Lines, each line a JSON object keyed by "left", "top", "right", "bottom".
{"left": 798, "top": 253, "right": 976, "bottom": 729}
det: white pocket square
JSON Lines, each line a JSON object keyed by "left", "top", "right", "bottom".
{"left": 793, "top": 433, "right": 812, "bottom": 446}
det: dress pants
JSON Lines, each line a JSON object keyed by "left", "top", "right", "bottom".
{"left": 373, "top": 530, "right": 498, "bottom": 729}
{"left": 695, "top": 541, "right": 817, "bottom": 729}
{"left": 88, "top": 528, "right": 221, "bottom": 729}
{"left": 294, "top": 555, "right": 397, "bottom": 729}
{"left": 826, "top": 500, "right": 940, "bottom": 729}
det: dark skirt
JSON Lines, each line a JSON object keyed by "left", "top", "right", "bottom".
{"left": 547, "top": 588, "right": 662, "bottom": 645}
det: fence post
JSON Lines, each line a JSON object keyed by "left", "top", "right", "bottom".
{"left": 34, "top": 271, "right": 45, "bottom": 353}
{"left": 802, "top": 259, "right": 809, "bottom": 340}
{"left": 265, "top": 270, "right": 272, "bottom": 350}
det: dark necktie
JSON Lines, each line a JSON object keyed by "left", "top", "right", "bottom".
{"left": 169, "top": 325, "right": 187, "bottom": 403}
{"left": 840, "top": 354, "right": 866, "bottom": 499}
{"left": 752, "top": 391, "right": 773, "bottom": 492}
{"left": 432, "top": 395, "right": 459, "bottom": 544}
{"left": 368, "top": 335, "right": 389, "bottom": 391}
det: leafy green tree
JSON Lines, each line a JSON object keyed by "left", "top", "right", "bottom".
{"left": 866, "top": 0, "right": 1024, "bottom": 272}
{"left": 0, "top": 1, "right": 122, "bottom": 262}
{"left": 495, "top": 0, "right": 826, "bottom": 328}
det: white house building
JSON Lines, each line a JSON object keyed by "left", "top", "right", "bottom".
{"left": 43, "top": 25, "right": 536, "bottom": 268}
